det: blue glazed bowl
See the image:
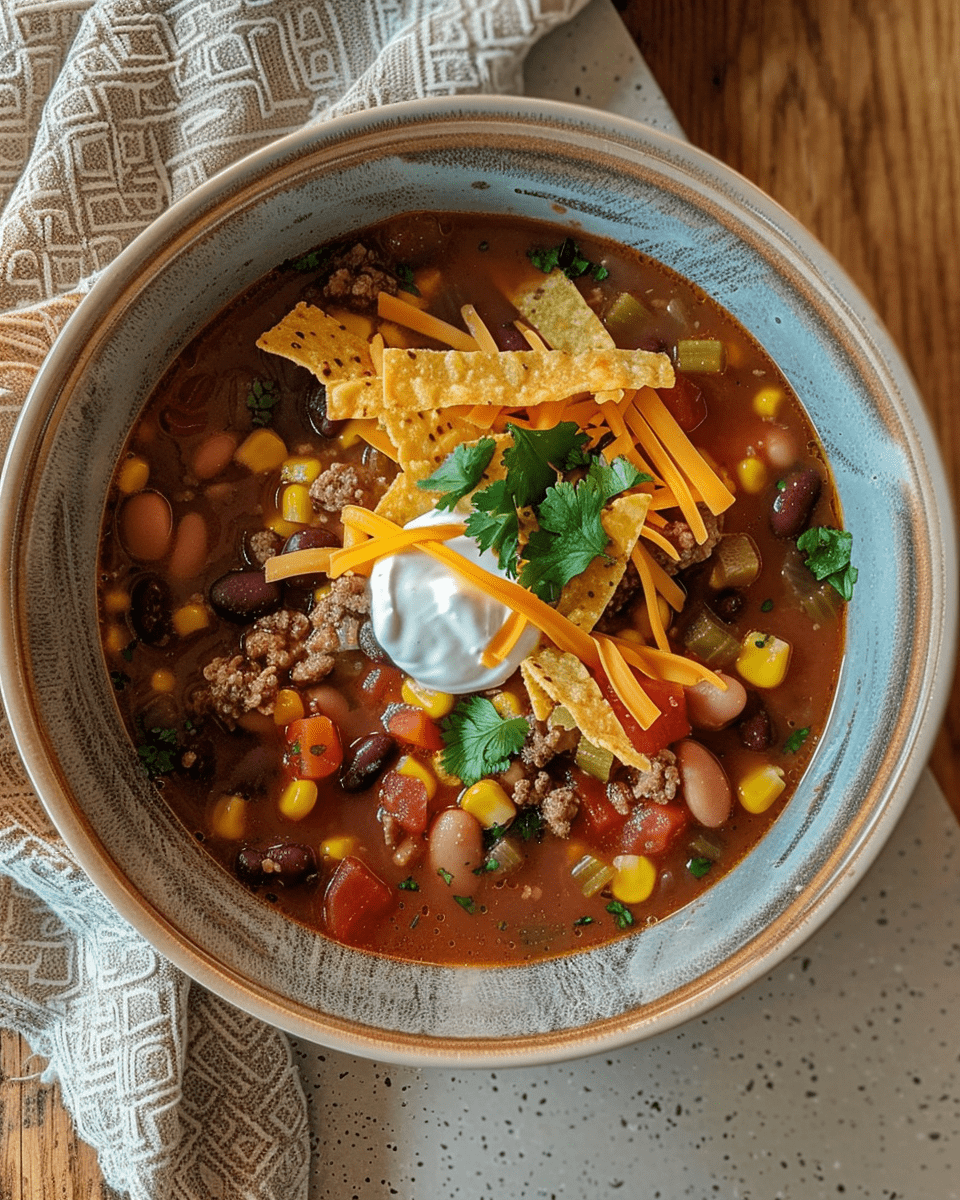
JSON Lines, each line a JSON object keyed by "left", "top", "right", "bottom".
{"left": 0, "top": 97, "right": 954, "bottom": 1065}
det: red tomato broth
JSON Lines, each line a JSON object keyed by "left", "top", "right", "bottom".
{"left": 97, "top": 212, "right": 845, "bottom": 966}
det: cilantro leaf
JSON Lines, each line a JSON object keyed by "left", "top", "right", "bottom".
{"left": 394, "top": 264, "right": 420, "bottom": 296}
{"left": 687, "top": 857, "right": 713, "bottom": 879}
{"left": 519, "top": 478, "right": 610, "bottom": 601}
{"left": 783, "top": 726, "right": 811, "bottom": 754}
{"left": 501, "top": 421, "right": 590, "bottom": 508}
{"left": 246, "top": 378, "right": 278, "bottom": 428}
{"left": 440, "top": 696, "right": 529, "bottom": 786}
{"left": 606, "top": 900, "right": 635, "bottom": 929}
{"left": 796, "top": 526, "right": 858, "bottom": 600}
{"left": 137, "top": 725, "right": 179, "bottom": 780}
{"left": 417, "top": 438, "right": 496, "bottom": 511}
{"left": 586, "top": 454, "right": 649, "bottom": 502}
{"left": 527, "top": 237, "right": 607, "bottom": 281}
{"left": 464, "top": 480, "right": 520, "bottom": 577}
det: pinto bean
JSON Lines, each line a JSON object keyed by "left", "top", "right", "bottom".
{"left": 771, "top": 467, "right": 822, "bottom": 539}
{"left": 167, "top": 511, "right": 209, "bottom": 580}
{"left": 119, "top": 490, "right": 173, "bottom": 561}
{"left": 192, "top": 431, "right": 237, "bottom": 480}
{"left": 685, "top": 672, "right": 748, "bottom": 731}
{"left": 427, "top": 808, "right": 484, "bottom": 895}
{"left": 340, "top": 733, "right": 398, "bottom": 793}
{"left": 675, "top": 738, "right": 733, "bottom": 828}
{"left": 209, "top": 569, "right": 282, "bottom": 622}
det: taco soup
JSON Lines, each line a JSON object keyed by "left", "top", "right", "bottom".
{"left": 97, "top": 212, "right": 853, "bottom": 965}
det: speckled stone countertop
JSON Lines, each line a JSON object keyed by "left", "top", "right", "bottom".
{"left": 292, "top": 6, "right": 960, "bottom": 1196}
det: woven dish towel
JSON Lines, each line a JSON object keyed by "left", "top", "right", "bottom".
{"left": 0, "top": 2, "right": 591, "bottom": 1196}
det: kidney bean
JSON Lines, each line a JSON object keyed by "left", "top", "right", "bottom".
{"left": 192, "top": 431, "right": 237, "bottom": 480}
{"left": 129, "top": 574, "right": 173, "bottom": 645}
{"left": 712, "top": 590, "right": 745, "bottom": 623}
{"left": 303, "top": 382, "right": 344, "bottom": 439}
{"left": 340, "top": 732, "right": 398, "bottom": 792}
{"left": 685, "top": 672, "right": 748, "bottom": 731}
{"left": 262, "top": 842, "right": 317, "bottom": 884}
{"left": 675, "top": 738, "right": 733, "bottom": 828}
{"left": 279, "top": 527, "right": 339, "bottom": 588}
{"left": 167, "top": 511, "right": 208, "bottom": 580}
{"left": 427, "top": 808, "right": 484, "bottom": 895}
{"left": 739, "top": 702, "right": 774, "bottom": 751}
{"left": 381, "top": 213, "right": 448, "bottom": 264}
{"left": 771, "top": 467, "right": 822, "bottom": 538}
{"left": 209, "top": 569, "right": 282, "bottom": 622}
{"left": 236, "top": 846, "right": 265, "bottom": 884}
{"left": 119, "top": 490, "right": 173, "bottom": 561}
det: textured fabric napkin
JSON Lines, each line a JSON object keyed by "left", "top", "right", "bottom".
{"left": 0, "top": 2, "right": 591, "bottom": 1196}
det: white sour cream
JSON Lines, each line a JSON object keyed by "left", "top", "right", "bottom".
{"left": 368, "top": 509, "right": 539, "bottom": 693}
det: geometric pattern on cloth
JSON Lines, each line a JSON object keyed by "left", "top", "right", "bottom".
{"left": 0, "top": 0, "right": 591, "bottom": 1194}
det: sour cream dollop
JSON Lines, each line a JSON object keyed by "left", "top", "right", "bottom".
{"left": 368, "top": 509, "right": 540, "bottom": 693}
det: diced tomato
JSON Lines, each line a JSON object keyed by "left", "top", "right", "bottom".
{"left": 360, "top": 664, "right": 402, "bottom": 704}
{"left": 596, "top": 671, "right": 691, "bottom": 757}
{"left": 385, "top": 705, "right": 445, "bottom": 752}
{"left": 618, "top": 802, "right": 690, "bottom": 856}
{"left": 379, "top": 769, "right": 429, "bottom": 834}
{"left": 573, "top": 769, "right": 626, "bottom": 838}
{"left": 658, "top": 373, "right": 707, "bottom": 432}
{"left": 321, "top": 856, "right": 395, "bottom": 942}
{"left": 285, "top": 715, "right": 343, "bottom": 780}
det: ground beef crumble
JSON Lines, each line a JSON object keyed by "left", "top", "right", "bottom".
{"left": 649, "top": 508, "right": 722, "bottom": 575}
{"left": 320, "top": 243, "right": 399, "bottom": 311}
{"left": 607, "top": 749, "right": 679, "bottom": 812}
{"left": 519, "top": 719, "right": 579, "bottom": 770}
{"left": 511, "top": 770, "right": 579, "bottom": 839}
{"left": 246, "top": 528, "right": 282, "bottom": 565}
{"left": 309, "top": 461, "right": 388, "bottom": 513}
{"left": 199, "top": 655, "right": 279, "bottom": 725}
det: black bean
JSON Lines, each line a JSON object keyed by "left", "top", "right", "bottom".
{"left": 129, "top": 574, "right": 173, "bottom": 645}
{"left": 712, "top": 589, "right": 745, "bottom": 623}
{"left": 739, "top": 703, "right": 774, "bottom": 751}
{"left": 209, "top": 569, "right": 282, "bottom": 622}
{"left": 771, "top": 468, "right": 822, "bottom": 539}
{"left": 236, "top": 846, "right": 265, "bottom": 884}
{"left": 340, "top": 732, "right": 398, "bottom": 793}
{"left": 262, "top": 842, "right": 317, "bottom": 884}
{"left": 279, "top": 527, "right": 340, "bottom": 589}
{"left": 358, "top": 619, "right": 393, "bottom": 664}
{"left": 303, "top": 382, "right": 344, "bottom": 439}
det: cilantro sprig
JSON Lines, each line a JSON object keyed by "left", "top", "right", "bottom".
{"left": 796, "top": 526, "right": 857, "bottom": 600}
{"left": 440, "top": 695, "right": 529, "bottom": 786}
{"left": 528, "top": 237, "right": 609, "bottom": 282}
{"left": 137, "top": 725, "right": 179, "bottom": 780}
{"left": 246, "top": 378, "right": 278, "bottom": 428}
{"left": 416, "top": 437, "right": 496, "bottom": 511}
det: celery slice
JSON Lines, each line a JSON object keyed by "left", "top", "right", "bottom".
{"left": 677, "top": 338, "right": 726, "bottom": 373}
{"left": 575, "top": 737, "right": 614, "bottom": 782}
{"left": 708, "top": 534, "right": 762, "bottom": 590}
{"left": 682, "top": 605, "right": 741, "bottom": 668}
{"left": 571, "top": 854, "right": 615, "bottom": 898}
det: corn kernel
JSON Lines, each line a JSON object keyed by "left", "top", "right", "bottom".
{"left": 401, "top": 677, "right": 456, "bottom": 720}
{"left": 263, "top": 510, "right": 300, "bottom": 538}
{"left": 151, "top": 669, "right": 176, "bottom": 693}
{"left": 278, "top": 778, "right": 318, "bottom": 821}
{"left": 235, "top": 428, "right": 287, "bottom": 473}
{"left": 737, "top": 763, "right": 787, "bottom": 814}
{"left": 611, "top": 854, "right": 657, "bottom": 904}
{"left": 736, "top": 630, "right": 792, "bottom": 688}
{"left": 281, "top": 456, "right": 323, "bottom": 485}
{"left": 172, "top": 602, "right": 210, "bottom": 636}
{"left": 210, "top": 794, "right": 247, "bottom": 840}
{"left": 273, "top": 688, "right": 305, "bottom": 726}
{"left": 396, "top": 754, "right": 437, "bottom": 801}
{"left": 321, "top": 834, "right": 360, "bottom": 860}
{"left": 280, "top": 482, "right": 312, "bottom": 525}
{"left": 432, "top": 751, "right": 461, "bottom": 788}
{"left": 336, "top": 419, "right": 367, "bottom": 450}
{"left": 102, "top": 588, "right": 130, "bottom": 615}
{"left": 117, "top": 455, "right": 150, "bottom": 494}
{"left": 103, "top": 625, "right": 129, "bottom": 654}
{"left": 753, "top": 386, "right": 784, "bottom": 419}
{"left": 735, "top": 454, "right": 768, "bottom": 495}
{"left": 491, "top": 690, "right": 523, "bottom": 719}
{"left": 327, "top": 309, "right": 374, "bottom": 340}
{"left": 460, "top": 779, "right": 516, "bottom": 829}
{"left": 414, "top": 267, "right": 443, "bottom": 304}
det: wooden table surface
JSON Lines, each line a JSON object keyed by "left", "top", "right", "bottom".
{"left": 2, "top": 1, "right": 957, "bottom": 1194}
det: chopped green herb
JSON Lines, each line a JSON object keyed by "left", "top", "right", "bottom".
{"left": 687, "top": 857, "right": 714, "bottom": 879}
{"left": 754, "top": 634, "right": 770, "bottom": 648}
{"left": 478, "top": 240, "right": 489, "bottom": 251}
{"left": 760, "top": 598, "right": 774, "bottom": 613}
{"left": 289, "top": 248, "right": 325, "bottom": 272}
{"left": 796, "top": 526, "right": 858, "bottom": 600}
{"left": 246, "top": 378, "right": 278, "bottom": 427}
{"left": 783, "top": 726, "right": 811, "bottom": 754}
{"left": 473, "top": 859, "right": 499, "bottom": 875}
{"left": 394, "top": 264, "right": 420, "bottom": 296}
{"left": 440, "top": 695, "right": 528, "bottom": 786}
{"left": 437, "top": 867, "right": 453, "bottom": 886}
{"left": 136, "top": 725, "right": 179, "bottom": 780}
{"left": 398, "top": 876, "right": 420, "bottom": 891}
{"left": 290, "top": 740, "right": 301, "bottom": 756}
{"left": 606, "top": 900, "right": 635, "bottom": 929}
{"left": 110, "top": 670, "right": 131, "bottom": 692}
{"left": 418, "top": 437, "right": 496, "bottom": 511}
{"left": 121, "top": 640, "right": 137, "bottom": 663}
{"left": 454, "top": 895, "right": 476, "bottom": 914}
{"left": 573, "top": 915, "right": 595, "bottom": 927}
{"left": 501, "top": 421, "right": 591, "bottom": 508}
{"left": 512, "top": 807, "right": 544, "bottom": 842}
{"left": 527, "top": 237, "right": 607, "bottom": 282}
{"left": 776, "top": 478, "right": 787, "bottom": 491}
{"left": 464, "top": 479, "right": 521, "bottom": 577}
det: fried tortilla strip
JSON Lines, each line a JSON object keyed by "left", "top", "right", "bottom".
{"left": 256, "top": 302, "right": 376, "bottom": 381}
{"left": 512, "top": 269, "right": 614, "bottom": 352}
{"left": 325, "top": 375, "right": 383, "bottom": 419}
{"left": 519, "top": 660, "right": 556, "bottom": 723}
{"left": 380, "top": 347, "right": 674, "bottom": 412}
{"left": 556, "top": 492, "right": 652, "bottom": 632}
{"left": 522, "top": 646, "right": 650, "bottom": 771}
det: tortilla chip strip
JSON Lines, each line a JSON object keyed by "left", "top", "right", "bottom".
{"left": 512, "top": 270, "right": 613, "bottom": 352}
{"left": 521, "top": 647, "right": 650, "bottom": 772}
{"left": 556, "top": 492, "right": 651, "bottom": 632}
{"left": 379, "top": 347, "right": 674, "bottom": 412}
{"left": 256, "top": 302, "right": 375, "bottom": 381}
{"left": 326, "top": 375, "right": 382, "bottom": 419}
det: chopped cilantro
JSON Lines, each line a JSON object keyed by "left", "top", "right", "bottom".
{"left": 760, "top": 598, "right": 774, "bottom": 613}
{"left": 474, "top": 858, "right": 499, "bottom": 875}
{"left": 464, "top": 479, "right": 521, "bottom": 577}
{"left": 501, "top": 421, "right": 591, "bottom": 508}
{"left": 437, "top": 867, "right": 453, "bottom": 886}
{"left": 527, "top": 237, "right": 608, "bottom": 281}
{"left": 573, "top": 915, "right": 595, "bottom": 927}
{"left": 440, "top": 695, "right": 528, "bottom": 786}
{"left": 121, "top": 639, "right": 137, "bottom": 663}
{"left": 110, "top": 670, "right": 130, "bottom": 692}
{"left": 246, "top": 378, "right": 278, "bottom": 428}
{"left": 137, "top": 725, "right": 179, "bottom": 780}
{"left": 417, "top": 437, "right": 496, "bottom": 511}
{"left": 606, "top": 900, "right": 635, "bottom": 929}
{"left": 394, "top": 264, "right": 420, "bottom": 296}
{"left": 289, "top": 248, "right": 324, "bottom": 272}
{"left": 796, "top": 526, "right": 857, "bottom": 600}
{"left": 398, "top": 876, "right": 420, "bottom": 891}
{"left": 687, "top": 857, "right": 714, "bottom": 879}
{"left": 511, "top": 807, "right": 544, "bottom": 842}
{"left": 454, "top": 895, "right": 476, "bottom": 914}
{"left": 783, "top": 726, "right": 811, "bottom": 754}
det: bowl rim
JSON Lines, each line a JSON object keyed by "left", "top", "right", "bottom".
{"left": 1, "top": 94, "right": 955, "bottom": 1066}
